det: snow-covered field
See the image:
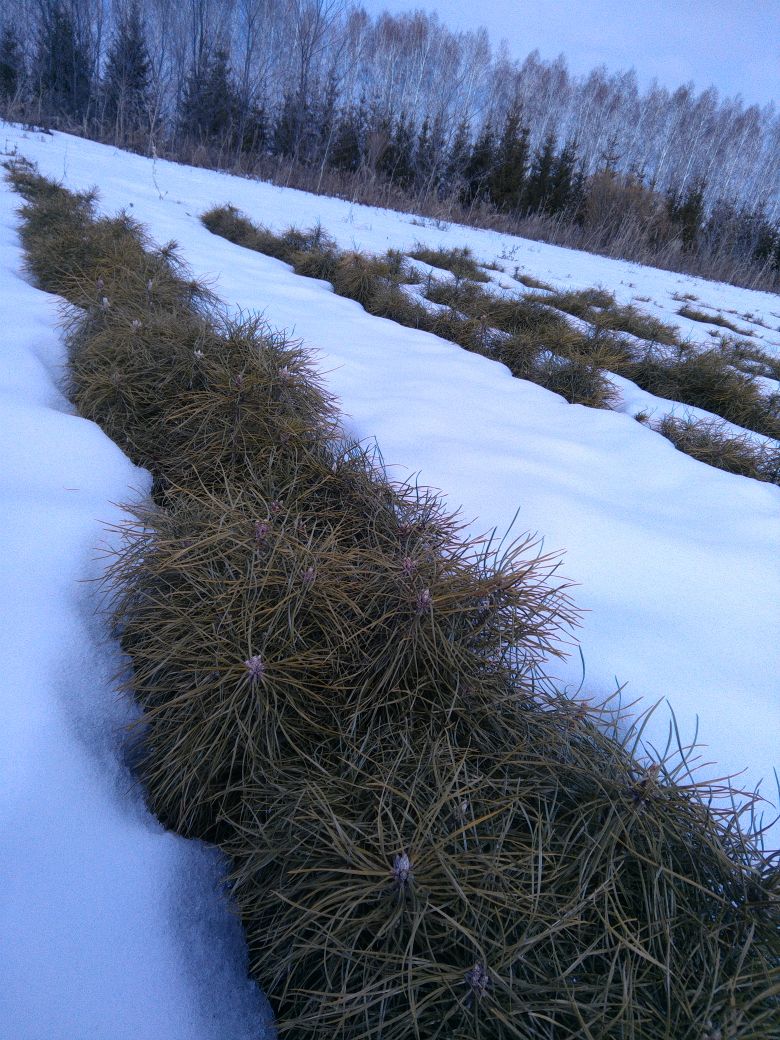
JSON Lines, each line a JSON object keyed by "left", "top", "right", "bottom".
{"left": 1, "top": 125, "right": 778, "bottom": 1037}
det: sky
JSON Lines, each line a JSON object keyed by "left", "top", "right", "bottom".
{"left": 359, "top": 0, "right": 780, "bottom": 109}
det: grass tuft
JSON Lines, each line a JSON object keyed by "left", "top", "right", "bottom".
{"left": 724, "top": 339, "right": 780, "bottom": 382}
{"left": 533, "top": 287, "right": 681, "bottom": 345}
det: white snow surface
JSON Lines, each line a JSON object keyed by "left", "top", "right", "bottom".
{"left": 0, "top": 124, "right": 778, "bottom": 1033}
{"left": 0, "top": 146, "right": 273, "bottom": 1039}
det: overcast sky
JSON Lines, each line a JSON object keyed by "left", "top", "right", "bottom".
{"left": 359, "top": 1, "right": 779, "bottom": 108}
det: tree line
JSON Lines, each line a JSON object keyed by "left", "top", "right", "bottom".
{"left": 1, "top": 0, "right": 779, "bottom": 288}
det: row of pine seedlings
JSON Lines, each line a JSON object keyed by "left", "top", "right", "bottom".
{"left": 8, "top": 157, "right": 778, "bottom": 1039}
{"left": 201, "top": 205, "right": 780, "bottom": 486}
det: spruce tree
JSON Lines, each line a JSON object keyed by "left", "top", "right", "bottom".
{"left": 753, "top": 216, "right": 780, "bottom": 271}
{"left": 103, "top": 3, "right": 151, "bottom": 143}
{"left": 378, "top": 111, "right": 415, "bottom": 188}
{"left": 0, "top": 23, "right": 24, "bottom": 104}
{"left": 525, "top": 132, "right": 557, "bottom": 213}
{"left": 462, "top": 122, "right": 496, "bottom": 205}
{"left": 443, "top": 117, "right": 471, "bottom": 196}
{"left": 412, "top": 113, "right": 445, "bottom": 195}
{"left": 35, "top": 1, "right": 92, "bottom": 123}
{"left": 272, "top": 90, "right": 298, "bottom": 157}
{"left": 239, "top": 101, "right": 268, "bottom": 156}
{"left": 312, "top": 71, "right": 339, "bottom": 167}
{"left": 331, "top": 103, "right": 364, "bottom": 173}
{"left": 547, "top": 138, "right": 579, "bottom": 216}
{"left": 488, "top": 102, "right": 529, "bottom": 212}
{"left": 272, "top": 88, "right": 319, "bottom": 161}
{"left": 668, "top": 179, "right": 706, "bottom": 251}
{"left": 179, "top": 49, "right": 240, "bottom": 152}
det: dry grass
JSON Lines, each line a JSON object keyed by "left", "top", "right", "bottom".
{"left": 106, "top": 480, "right": 576, "bottom": 841}
{"left": 11, "top": 160, "right": 778, "bottom": 1039}
{"left": 202, "top": 206, "right": 620, "bottom": 407}
{"left": 201, "top": 203, "right": 294, "bottom": 262}
{"left": 424, "top": 280, "right": 624, "bottom": 408}
{"left": 329, "top": 251, "right": 422, "bottom": 313}
{"left": 170, "top": 139, "right": 780, "bottom": 293}
{"left": 724, "top": 340, "right": 780, "bottom": 382}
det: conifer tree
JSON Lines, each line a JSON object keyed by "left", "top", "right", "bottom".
{"left": 238, "top": 101, "right": 268, "bottom": 156}
{"left": 179, "top": 48, "right": 240, "bottom": 152}
{"left": 599, "top": 132, "right": 621, "bottom": 175}
{"left": 462, "top": 122, "right": 495, "bottom": 205}
{"left": 412, "top": 112, "right": 447, "bottom": 195}
{"left": 488, "top": 102, "right": 530, "bottom": 212}
{"left": 668, "top": 179, "right": 706, "bottom": 251}
{"left": 0, "top": 23, "right": 24, "bottom": 104}
{"left": 331, "top": 102, "right": 364, "bottom": 173}
{"left": 103, "top": 3, "right": 151, "bottom": 144}
{"left": 546, "top": 138, "right": 579, "bottom": 216}
{"left": 443, "top": 117, "right": 471, "bottom": 195}
{"left": 273, "top": 87, "right": 319, "bottom": 161}
{"left": 378, "top": 111, "right": 415, "bottom": 188}
{"left": 312, "top": 71, "right": 339, "bottom": 167}
{"left": 34, "top": 1, "right": 92, "bottom": 123}
{"left": 525, "top": 131, "right": 557, "bottom": 213}
{"left": 272, "top": 90, "right": 298, "bottom": 157}
{"left": 753, "top": 217, "right": 780, "bottom": 271}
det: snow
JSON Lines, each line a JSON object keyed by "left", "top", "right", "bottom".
{"left": 0, "top": 124, "right": 778, "bottom": 1034}
{"left": 0, "top": 156, "right": 273, "bottom": 1040}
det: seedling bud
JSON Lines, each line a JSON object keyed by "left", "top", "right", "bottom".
{"left": 391, "top": 851, "right": 413, "bottom": 887}
{"left": 464, "top": 962, "right": 490, "bottom": 1000}
{"left": 244, "top": 655, "right": 266, "bottom": 684}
